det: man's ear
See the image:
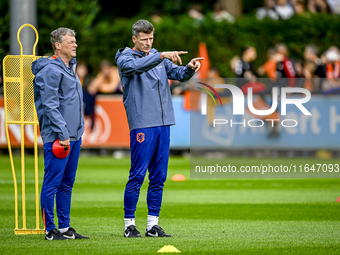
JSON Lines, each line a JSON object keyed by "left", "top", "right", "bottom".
{"left": 132, "top": 36, "right": 137, "bottom": 44}
{"left": 55, "top": 42, "right": 61, "bottom": 50}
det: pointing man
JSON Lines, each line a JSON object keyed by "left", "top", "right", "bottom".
{"left": 116, "top": 19, "right": 203, "bottom": 238}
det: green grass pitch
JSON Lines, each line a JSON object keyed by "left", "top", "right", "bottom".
{"left": 1, "top": 155, "right": 340, "bottom": 254}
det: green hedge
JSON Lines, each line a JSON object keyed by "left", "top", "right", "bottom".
{"left": 2, "top": 11, "right": 340, "bottom": 77}
{"left": 78, "top": 14, "right": 340, "bottom": 77}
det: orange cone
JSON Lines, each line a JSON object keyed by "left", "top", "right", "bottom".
{"left": 197, "top": 42, "right": 210, "bottom": 79}
{"left": 171, "top": 174, "right": 186, "bottom": 182}
{"left": 183, "top": 42, "right": 210, "bottom": 111}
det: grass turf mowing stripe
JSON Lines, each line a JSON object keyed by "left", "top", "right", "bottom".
{"left": 2, "top": 203, "right": 340, "bottom": 221}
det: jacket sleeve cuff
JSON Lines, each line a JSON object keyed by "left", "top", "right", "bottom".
{"left": 185, "top": 65, "right": 196, "bottom": 75}
{"left": 58, "top": 127, "right": 70, "bottom": 141}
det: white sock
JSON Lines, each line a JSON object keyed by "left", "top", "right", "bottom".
{"left": 124, "top": 218, "right": 135, "bottom": 230}
{"left": 59, "top": 227, "right": 69, "bottom": 233}
{"left": 147, "top": 215, "right": 159, "bottom": 231}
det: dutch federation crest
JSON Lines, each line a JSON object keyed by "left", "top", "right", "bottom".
{"left": 137, "top": 133, "right": 145, "bottom": 143}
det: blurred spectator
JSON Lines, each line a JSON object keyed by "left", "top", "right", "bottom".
{"left": 234, "top": 46, "right": 257, "bottom": 79}
{"left": 304, "top": 44, "right": 324, "bottom": 92}
{"left": 321, "top": 48, "right": 340, "bottom": 94}
{"left": 292, "top": 0, "right": 307, "bottom": 14}
{"left": 212, "top": 2, "right": 235, "bottom": 23}
{"left": 256, "top": 0, "right": 279, "bottom": 20}
{"left": 328, "top": 45, "right": 340, "bottom": 55}
{"left": 188, "top": 4, "right": 205, "bottom": 26}
{"left": 234, "top": 46, "right": 281, "bottom": 138}
{"left": 294, "top": 60, "right": 313, "bottom": 91}
{"left": 234, "top": 46, "right": 258, "bottom": 88}
{"left": 188, "top": 4, "right": 204, "bottom": 20}
{"left": 257, "top": 48, "right": 284, "bottom": 80}
{"left": 326, "top": 0, "right": 340, "bottom": 14}
{"left": 275, "top": 0, "right": 295, "bottom": 19}
{"left": 77, "top": 62, "right": 92, "bottom": 88}
{"left": 150, "top": 10, "right": 163, "bottom": 24}
{"left": 295, "top": 60, "right": 304, "bottom": 78}
{"left": 207, "top": 67, "right": 226, "bottom": 93}
{"left": 275, "top": 43, "right": 296, "bottom": 86}
{"left": 230, "top": 56, "right": 240, "bottom": 73}
{"left": 77, "top": 63, "right": 95, "bottom": 131}
{"left": 170, "top": 80, "right": 186, "bottom": 95}
{"left": 304, "top": 44, "right": 322, "bottom": 69}
{"left": 312, "top": 45, "right": 339, "bottom": 78}
{"left": 88, "top": 60, "right": 122, "bottom": 95}
{"left": 302, "top": 61, "right": 315, "bottom": 91}
{"left": 308, "top": 0, "right": 331, "bottom": 13}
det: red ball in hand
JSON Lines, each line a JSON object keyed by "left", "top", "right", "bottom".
{"left": 52, "top": 139, "right": 70, "bottom": 159}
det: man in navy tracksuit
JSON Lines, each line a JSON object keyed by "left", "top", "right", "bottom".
{"left": 32, "top": 28, "right": 88, "bottom": 240}
{"left": 116, "top": 19, "right": 203, "bottom": 238}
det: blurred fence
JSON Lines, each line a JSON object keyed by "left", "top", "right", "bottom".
{"left": 0, "top": 95, "right": 130, "bottom": 149}
{"left": 0, "top": 95, "right": 339, "bottom": 150}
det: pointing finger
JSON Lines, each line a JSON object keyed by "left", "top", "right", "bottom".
{"left": 194, "top": 62, "right": 201, "bottom": 72}
{"left": 172, "top": 55, "right": 177, "bottom": 64}
{"left": 195, "top": 64, "right": 201, "bottom": 72}
{"left": 191, "top": 57, "right": 205, "bottom": 62}
{"left": 176, "top": 51, "right": 188, "bottom": 55}
{"left": 176, "top": 54, "right": 183, "bottom": 65}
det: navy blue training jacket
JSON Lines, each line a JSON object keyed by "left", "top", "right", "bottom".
{"left": 115, "top": 47, "right": 195, "bottom": 131}
{"left": 32, "top": 56, "right": 84, "bottom": 144}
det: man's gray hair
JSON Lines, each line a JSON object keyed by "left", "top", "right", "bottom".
{"left": 132, "top": 20, "right": 154, "bottom": 37}
{"left": 50, "top": 27, "right": 76, "bottom": 52}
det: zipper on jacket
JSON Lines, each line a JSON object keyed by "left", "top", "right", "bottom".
{"left": 69, "top": 63, "right": 83, "bottom": 135}
{"left": 74, "top": 75, "right": 82, "bottom": 134}
{"left": 152, "top": 69, "right": 164, "bottom": 125}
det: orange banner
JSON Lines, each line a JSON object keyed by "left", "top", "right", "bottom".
{"left": 0, "top": 95, "right": 130, "bottom": 148}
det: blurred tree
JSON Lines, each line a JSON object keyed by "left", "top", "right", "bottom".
{"left": 243, "top": 0, "right": 263, "bottom": 14}
{"left": 98, "top": 0, "right": 141, "bottom": 19}
{"left": 0, "top": 0, "right": 10, "bottom": 60}
{"left": 97, "top": 0, "right": 218, "bottom": 19}
{"left": 37, "top": 0, "right": 100, "bottom": 56}
{"left": 1, "top": 0, "right": 339, "bottom": 80}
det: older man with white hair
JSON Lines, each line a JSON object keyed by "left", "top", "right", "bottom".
{"left": 32, "top": 27, "right": 88, "bottom": 241}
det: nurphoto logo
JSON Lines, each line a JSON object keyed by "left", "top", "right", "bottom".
{"left": 197, "top": 82, "right": 312, "bottom": 128}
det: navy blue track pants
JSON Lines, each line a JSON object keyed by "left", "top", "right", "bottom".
{"left": 41, "top": 138, "right": 81, "bottom": 232}
{"left": 124, "top": 126, "right": 170, "bottom": 218}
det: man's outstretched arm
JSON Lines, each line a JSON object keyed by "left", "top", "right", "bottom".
{"left": 164, "top": 56, "right": 204, "bottom": 81}
{"left": 118, "top": 51, "right": 189, "bottom": 76}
